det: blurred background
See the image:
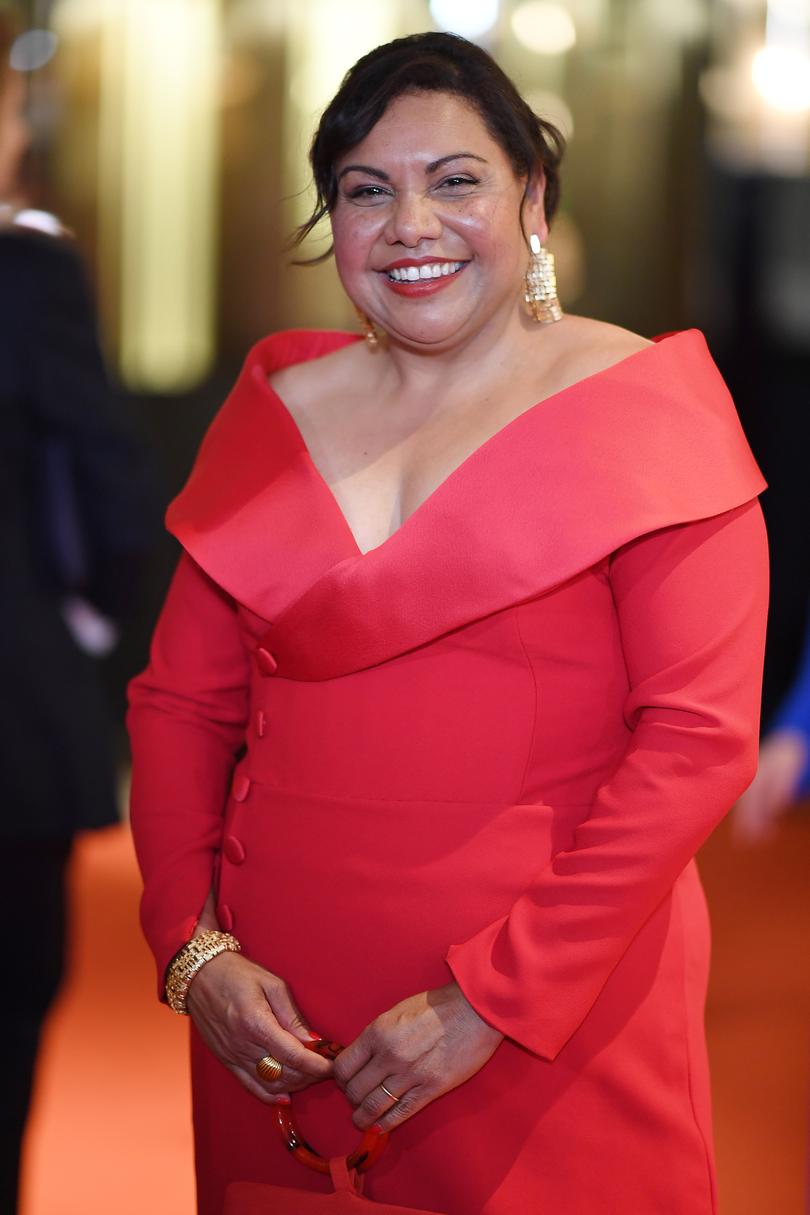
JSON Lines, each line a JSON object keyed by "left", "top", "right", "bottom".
{"left": 1, "top": 0, "right": 808, "bottom": 1212}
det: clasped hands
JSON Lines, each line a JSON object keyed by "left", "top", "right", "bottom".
{"left": 187, "top": 952, "right": 503, "bottom": 1131}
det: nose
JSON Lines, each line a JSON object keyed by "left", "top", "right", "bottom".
{"left": 384, "top": 189, "right": 442, "bottom": 247}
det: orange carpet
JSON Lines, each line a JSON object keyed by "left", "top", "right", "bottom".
{"left": 19, "top": 812, "right": 810, "bottom": 1215}
{"left": 19, "top": 825, "right": 195, "bottom": 1215}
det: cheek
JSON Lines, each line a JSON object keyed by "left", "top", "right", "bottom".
{"left": 331, "top": 209, "right": 384, "bottom": 270}
{"left": 450, "top": 202, "right": 526, "bottom": 273}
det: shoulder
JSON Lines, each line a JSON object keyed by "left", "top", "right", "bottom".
{"left": 0, "top": 220, "right": 84, "bottom": 298}
{"left": 549, "top": 315, "right": 653, "bottom": 381}
{"left": 267, "top": 333, "right": 367, "bottom": 405}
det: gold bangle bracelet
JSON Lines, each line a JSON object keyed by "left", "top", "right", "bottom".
{"left": 164, "top": 929, "right": 241, "bottom": 1014}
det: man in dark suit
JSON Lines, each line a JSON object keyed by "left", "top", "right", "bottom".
{"left": 1, "top": 31, "right": 159, "bottom": 1210}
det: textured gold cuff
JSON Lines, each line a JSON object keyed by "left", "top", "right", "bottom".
{"left": 165, "top": 929, "right": 241, "bottom": 1014}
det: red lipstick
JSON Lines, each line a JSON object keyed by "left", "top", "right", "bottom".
{"left": 379, "top": 258, "right": 468, "bottom": 297}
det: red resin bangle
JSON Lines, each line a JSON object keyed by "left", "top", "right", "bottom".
{"left": 272, "top": 1039, "right": 390, "bottom": 1175}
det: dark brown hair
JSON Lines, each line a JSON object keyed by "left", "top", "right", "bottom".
{"left": 290, "top": 31, "right": 565, "bottom": 261}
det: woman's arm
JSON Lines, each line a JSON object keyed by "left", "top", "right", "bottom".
{"left": 445, "top": 499, "right": 769, "bottom": 1060}
{"left": 128, "top": 554, "right": 333, "bottom": 1101}
{"left": 127, "top": 552, "right": 252, "bottom": 994}
{"left": 335, "top": 499, "right": 769, "bottom": 1128}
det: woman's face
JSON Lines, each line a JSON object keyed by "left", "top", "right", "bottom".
{"left": 331, "top": 90, "right": 547, "bottom": 351}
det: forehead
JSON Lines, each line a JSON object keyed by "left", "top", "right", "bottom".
{"left": 336, "top": 91, "right": 510, "bottom": 171}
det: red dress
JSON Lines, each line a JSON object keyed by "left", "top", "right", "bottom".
{"left": 128, "top": 328, "right": 768, "bottom": 1214}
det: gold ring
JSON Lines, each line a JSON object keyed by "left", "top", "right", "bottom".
{"left": 380, "top": 1081, "right": 399, "bottom": 1102}
{"left": 256, "top": 1054, "right": 283, "bottom": 1082}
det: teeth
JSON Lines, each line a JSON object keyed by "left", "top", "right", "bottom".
{"left": 387, "top": 261, "right": 464, "bottom": 282}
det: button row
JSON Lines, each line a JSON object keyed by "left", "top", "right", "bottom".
{"left": 223, "top": 835, "right": 245, "bottom": 865}
{"left": 232, "top": 771, "right": 251, "bottom": 803}
{"left": 220, "top": 650, "right": 275, "bottom": 938}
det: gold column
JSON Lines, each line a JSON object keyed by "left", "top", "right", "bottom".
{"left": 54, "top": 0, "right": 222, "bottom": 392}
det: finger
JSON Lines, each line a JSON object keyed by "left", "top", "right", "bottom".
{"left": 333, "top": 1033, "right": 374, "bottom": 1091}
{"left": 263, "top": 974, "right": 321, "bottom": 1044}
{"left": 251, "top": 1058, "right": 311, "bottom": 1091}
{"left": 342, "top": 1057, "right": 393, "bottom": 1109}
{"left": 243, "top": 1035, "right": 331, "bottom": 1085}
{"left": 229, "top": 1061, "right": 292, "bottom": 1105}
{"left": 243, "top": 1020, "right": 332, "bottom": 1081}
{"left": 354, "top": 1080, "right": 427, "bottom": 1131}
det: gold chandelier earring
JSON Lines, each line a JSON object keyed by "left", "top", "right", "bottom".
{"left": 355, "top": 306, "right": 381, "bottom": 349}
{"left": 524, "top": 234, "right": 562, "bottom": 324}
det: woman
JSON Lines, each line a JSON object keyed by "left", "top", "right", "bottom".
{"left": 0, "top": 18, "right": 156, "bottom": 1210}
{"left": 128, "top": 32, "right": 768, "bottom": 1215}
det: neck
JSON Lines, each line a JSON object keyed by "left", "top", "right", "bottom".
{"left": 369, "top": 304, "right": 562, "bottom": 403}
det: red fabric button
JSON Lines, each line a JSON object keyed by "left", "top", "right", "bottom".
{"left": 255, "top": 709, "right": 266, "bottom": 738}
{"left": 217, "top": 903, "right": 233, "bottom": 932}
{"left": 232, "top": 772, "right": 251, "bottom": 802}
{"left": 255, "top": 647, "right": 278, "bottom": 676}
{"left": 223, "top": 835, "right": 246, "bottom": 865}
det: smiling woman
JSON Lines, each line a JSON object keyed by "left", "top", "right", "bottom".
{"left": 128, "top": 31, "right": 769, "bottom": 1215}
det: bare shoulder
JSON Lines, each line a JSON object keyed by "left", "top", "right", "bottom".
{"left": 268, "top": 338, "right": 366, "bottom": 410}
{"left": 552, "top": 315, "right": 653, "bottom": 379}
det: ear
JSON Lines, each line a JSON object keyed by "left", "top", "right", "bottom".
{"left": 523, "top": 168, "right": 549, "bottom": 245}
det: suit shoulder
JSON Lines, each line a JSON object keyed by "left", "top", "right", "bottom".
{"left": 0, "top": 222, "right": 83, "bottom": 287}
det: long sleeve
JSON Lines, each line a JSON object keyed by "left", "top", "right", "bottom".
{"left": 20, "top": 233, "right": 161, "bottom": 614}
{"left": 446, "top": 499, "right": 769, "bottom": 1060}
{"left": 768, "top": 611, "right": 810, "bottom": 796}
{"left": 127, "top": 552, "right": 251, "bottom": 996}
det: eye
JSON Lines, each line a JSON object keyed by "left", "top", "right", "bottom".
{"left": 345, "top": 185, "right": 390, "bottom": 204}
{"left": 437, "top": 175, "right": 479, "bottom": 190}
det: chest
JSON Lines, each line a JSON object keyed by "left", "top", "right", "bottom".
{"left": 276, "top": 381, "right": 556, "bottom": 555}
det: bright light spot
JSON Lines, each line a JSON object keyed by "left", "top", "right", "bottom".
{"left": 698, "top": 65, "right": 755, "bottom": 120}
{"left": 752, "top": 44, "right": 810, "bottom": 112}
{"left": 511, "top": 2, "right": 577, "bottom": 55}
{"left": 524, "top": 88, "right": 574, "bottom": 139}
{"left": 429, "top": 0, "right": 499, "bottom": 40}
{"left": 9, "top": 29, "right": 59, "bottom": 71}
{"left": 51, "top": 0, "right": 106, "bottom": 39}
{"left": 767, "top": 0, "right": 810, "bottom": 22}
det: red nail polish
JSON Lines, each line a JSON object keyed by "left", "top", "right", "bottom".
{"left": 370, "top": 1123, "right": 386, "bottom": 1136}
{"left": 275, "top": 1094, "right": 291, "bottom": 1105}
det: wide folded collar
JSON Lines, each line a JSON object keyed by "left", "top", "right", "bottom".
{"left": 167, "top": 328, "right": 765, "bottom": 680}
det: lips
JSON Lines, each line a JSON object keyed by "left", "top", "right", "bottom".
{"left": 378, "top": 258, "right": 469, "bottom": 297}
{"left": 383, "top": 260, "right": 466, "bottom": 282}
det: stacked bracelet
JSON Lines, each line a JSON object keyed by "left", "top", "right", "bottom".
{"left": 165, "top": 929, "right": 241, "bottom": 1014}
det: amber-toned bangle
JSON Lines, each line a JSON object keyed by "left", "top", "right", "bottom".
{"left": 165, "top": 929, "right": 241, "bottom": 1014}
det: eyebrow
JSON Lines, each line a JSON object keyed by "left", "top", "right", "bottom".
{"left": 337, "top": 152, "right": 488, "bottom": 182}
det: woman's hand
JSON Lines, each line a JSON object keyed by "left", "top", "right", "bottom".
{"left": 733, "top": 728, "right": 807, "bottom": 843}
{"left": 333, "top": 981, "right": 503, "bottom": 1131}
{"left": 186, "top": 950, "right": 333, "bottom": 1104}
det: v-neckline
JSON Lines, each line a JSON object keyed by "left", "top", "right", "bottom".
{"left": 253, "top": 329, "right": 688, "bottom": 559}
